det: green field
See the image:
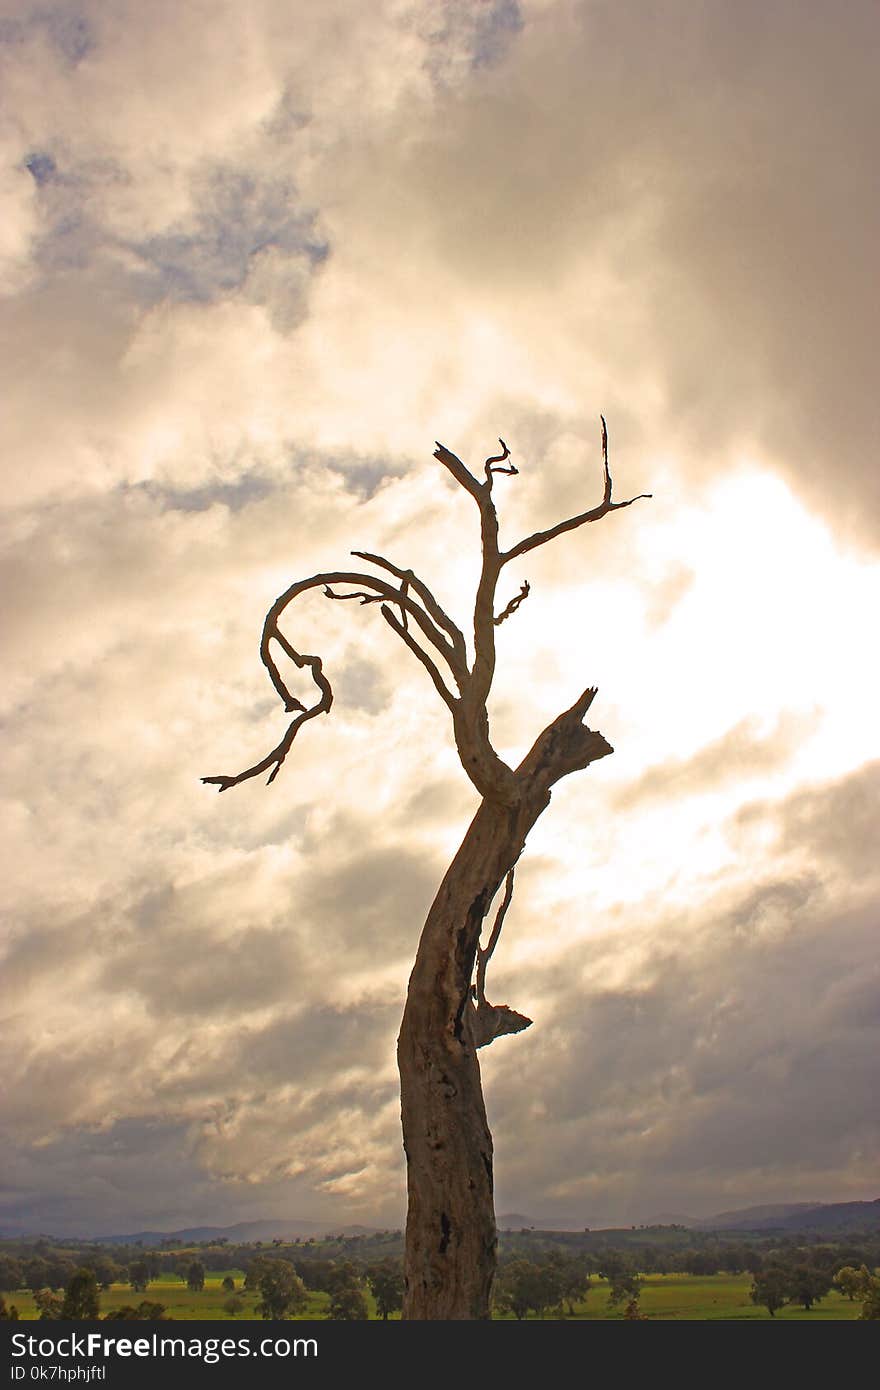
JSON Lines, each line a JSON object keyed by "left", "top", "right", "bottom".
{"left": 5, "top": 1271, "right": 862, "bottom": 1321}
{"left": 590, "top": 1273, "right": 860, "bottom": 1320}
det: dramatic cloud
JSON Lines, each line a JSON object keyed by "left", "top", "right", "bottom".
{"left": 1, "top": 0, "right": 878, "bottom": 1237}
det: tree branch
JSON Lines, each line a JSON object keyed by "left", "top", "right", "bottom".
{"left": 470, "top": 867, "right": 533, "bottom": 1048}
{"left": 471, "top": 495, "right": 503, "bottom": 705}
{"left": 501, "top": 418, "right": 651, "bottom": 565}
{"left": 322, "top": 586, "right": 384, "bottom": 606}
{"left": 484, "top": 438, "right": 518, "bottom": 480}
{"left": 204, "top": 428, "right": 647, "bottom": 808}
{"left": 494, "top": 580, "right": 530, "bottom": 626}
{"left": 202, "top": 567, "right": 462, "bottom": 791}
{"left": 317, "top": 571, "right": 458, "bottom": 678}
{"left": 351, "top": 550, "right": 468, "bottom": 679}
{"left": 434, "top": 442, "right": 484, "bottom": 504}
{"left": 517, "top": 684, "right": 614, "bottom": 793}
{"left": 432, "top": 439, "right": 530, "bottom": 800}
{"left": 475, "top": 868, "right": 515, "bottom": 1005}
{"left": 380, "top": 604, "right": 458, "bottom": 712}
{"left": 202, "top": 650, "right": 332, "bottom": 791}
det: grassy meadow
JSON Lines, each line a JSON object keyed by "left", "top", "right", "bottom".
{"left": 5, "top": 1270, "right": 862, "bottom": 1321}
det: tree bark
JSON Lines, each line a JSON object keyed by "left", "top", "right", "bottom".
{"left": 398, "top": 710, "right": 612, "bottom": 1319}
{"left": 398, "top": 798, "right": 533, "bottom": 1318}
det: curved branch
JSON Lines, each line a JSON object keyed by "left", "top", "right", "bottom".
{"left": 380, "top": 605, "right": 458, "bottom": 711}
{"left": 202, "top": 567, "right": 461, "bottom": 791}
{"left": 204, "top": 429, "right": 647, "bottom": 807}
{"left": 484, "top": 438, "right": 518, "bottom": 480}
{"left": 264, "top": 570, "right": 456, "bottom": 707}
{"left": 351, "top": 550, "right": 468, "bottom": 678}
{"left": 202, "top": 652, "right": 331, "bottom": 791}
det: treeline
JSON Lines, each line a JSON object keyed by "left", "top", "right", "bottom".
{"left": 2, "top": 1225, "right": 879, "bottom": 1323}
{"left": 0, "top": 1227, "right": 405, "bottom": 1290}
{"left": 498, "top": 1227, "right": 880, "bottom": 1276}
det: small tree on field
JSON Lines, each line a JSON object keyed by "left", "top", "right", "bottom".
{"left": 221, "top": 1275, "right": 236, "bottom": 1293}
{"left": 88, "top": 1257, "right": 122, "bottom": 1292}
{"left": 493, "top": 1259, "right": 562, "bottom": 1320}
{"left": 328, "top": 1283, "right": 369, "bottom": 1321}
{"left": 607, "top": 1270, "right": 642, "bottom": 1310}
{"left": 832, "top": 1264, "right": 880, "bottom": 1320}
{"left": 128, "top": 1261, "right": 150, "bottom": 1293}
{"left": 186, "top": 1261, "right": 205, "bottom": 1293}
{"left": 834, "top": 1265, "right": 864, "bottom": 1301}
{"left": 750, "top": 1266, "right": 789, "bottom": 1317}
{"left": 493, "top": 1260, "right": 537, "bottom": 1320}
{"left": 204, "top": 425, "right": 650, "bottom": 1317}
{"left": 255, "top": 1259, "right": 308, "bottom": 1320}
{"left": 550, "top": 1253, "right": 591, "bottom": 1316}
{"left": 61, "top": 1268, "right": 100, "bottom": 1319}
{"left": 366, "top": 1260, "right": 403, "bottom": 1320}
{"left": 784, "top": 1264, "right": 831, "bottom": 1312}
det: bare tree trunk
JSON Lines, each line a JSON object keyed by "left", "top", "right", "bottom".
{"left": 398, "top": 709, "right": 608, "bottom": 1319}
{"left": 202, "top": 427, "right": 647, "bottom": 1321}
{"left": 397, "top": 798, "right": 532, "bottom": 1318}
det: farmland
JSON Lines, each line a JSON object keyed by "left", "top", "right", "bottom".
{"left": 4, "top": 1270, "right": 862, "bottom": 1321}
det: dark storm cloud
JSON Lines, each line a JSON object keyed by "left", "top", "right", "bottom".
{"left": 98, "top": 898, "right": 302, "bottom": 1020}
{"left": 0, "top": 1117, "right": 208, "bottom": 1238}
{"left": 236, "top": 999, "right": 401, "bottom": 1088}
{"left": 297, "top": 838, "right": 442, "bottom": 964}
{"left": 485, "top": 872, "right": 878, "bottom": 1219}
{"left": 736, "top": 758, "right": 880, "bottom": 882}
{"left": 371, "top": 0, "right": 880, "bottom": 543}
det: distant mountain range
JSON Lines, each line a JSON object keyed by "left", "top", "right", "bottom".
{"left": 499, "top": 1198, "right": 880, "bottom": 1235}
{"left": 694, "top": 1199, "right": 880, "bottom": 1233}
{"left": 88, "top": 1219, "right": 382, "bottom": 1247}
{"left": 5, "top": 1197, "right": 877, "bottom": 1245}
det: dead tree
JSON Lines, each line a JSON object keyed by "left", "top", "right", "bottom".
{"left": 203, "top": 420, "right": 649, "bottom": 1319}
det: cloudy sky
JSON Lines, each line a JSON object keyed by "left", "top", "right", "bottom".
{"left": 2, "top": 0, "right": 878, "bottom": 1238}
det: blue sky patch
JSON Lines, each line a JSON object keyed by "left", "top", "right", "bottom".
{"left": 25, "top": 151, "right": 57, "bottom": 185}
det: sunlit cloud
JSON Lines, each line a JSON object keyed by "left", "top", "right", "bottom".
{"left": 1, "top": 0, "right": 878, "bottom": 1236}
